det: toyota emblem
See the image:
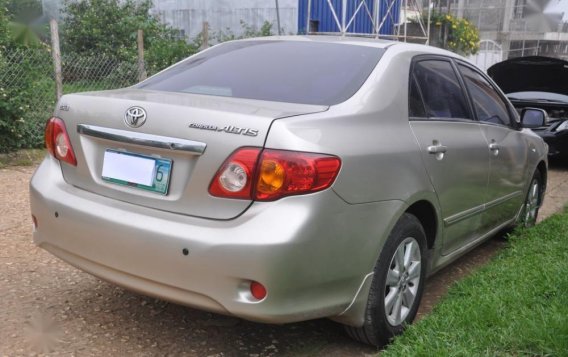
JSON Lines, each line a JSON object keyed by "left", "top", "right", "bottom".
{"left": 124, "top": 106, "right": 147, "bottom": 128}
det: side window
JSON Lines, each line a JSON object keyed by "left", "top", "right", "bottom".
{"left": 458, "top": 64, "right": 512, "bottom": 126}
{"left": 409, "top": 75, "right": 426, "bottom": 118}
{"left": 412, "top": 60, "right": 471, "bottom": 120}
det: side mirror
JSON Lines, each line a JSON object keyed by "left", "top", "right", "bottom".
{"left": 521, "top": 108, "right": 547, "bottom": 128}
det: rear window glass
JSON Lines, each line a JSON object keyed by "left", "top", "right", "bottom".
{"left": 137, "top": 40, "right": 384, "bottom": 106}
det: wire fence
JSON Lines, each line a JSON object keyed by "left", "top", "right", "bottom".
{"left": 0, "top": 48, "right": 142, "bottom": 149}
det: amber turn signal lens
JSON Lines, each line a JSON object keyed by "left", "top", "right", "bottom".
{"left": 257, "top": 159, "right": 285, "bottom": 194}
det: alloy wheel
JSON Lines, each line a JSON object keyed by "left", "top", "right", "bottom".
{"left": 523, "top": 178, "right": 540, "bottom": 227}
{"left": 384, "top": 237, "right": 422, "bottom": 326}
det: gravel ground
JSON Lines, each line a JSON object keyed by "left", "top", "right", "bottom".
{"left": 2, "top": 162, "right": 568, "bottom": 356}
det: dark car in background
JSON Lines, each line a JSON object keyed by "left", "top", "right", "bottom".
{"left": 488, "top": 56, "right": 568, "bottom": 157}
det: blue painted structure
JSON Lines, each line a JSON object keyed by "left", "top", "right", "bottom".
{"left": 298, "top": 0, "right": 401, "bottom": 35}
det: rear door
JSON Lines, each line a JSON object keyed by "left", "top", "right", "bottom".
{"left": 456, "top": 62, "right": 529, "bottom": 230}
{"left": 408, "top": 57, "right": 490, "bottom": 255}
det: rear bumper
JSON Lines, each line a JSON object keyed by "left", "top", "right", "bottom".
{"left": 30, "top": 157, "right": 403, "bottom": 324}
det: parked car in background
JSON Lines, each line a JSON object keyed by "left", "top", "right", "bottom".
{"left": 30, "top": 36, "right": 548, "bottom": 347}
{"left": 488, "top": 56, "right": 568, "bottom": 157}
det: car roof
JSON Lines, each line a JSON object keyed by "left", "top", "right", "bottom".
{"left": 236, "top": 35, "right": 462, "bottom": 57}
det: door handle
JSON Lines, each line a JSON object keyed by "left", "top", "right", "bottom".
{"left": 427, "top": 141, "right": 447, "bottom": 160}
{"left": 427, "top": 143, "right": 448, "bottom": 154}
{"left": 489, "top": 141, "right": 499, "bottom": 156}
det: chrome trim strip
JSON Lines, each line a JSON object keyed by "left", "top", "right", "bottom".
{"left": 444, "top": 190, "right": 523, "bottom": 227}
{"left": 77, "top": 124, "right": 207, "bottom": 155}
{"left": 485, "top": 191, "right": 522, "bottom": 210}
{"left": 444, "top": 205, "right": 484, "bottom": 226}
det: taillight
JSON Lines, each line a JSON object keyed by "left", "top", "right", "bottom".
{"left": 45, "top": 117, "right": 77, "bottom": 166}
{"left": 209, "top": 148, "right": 262, "bottom": 199}
{"left": 209, "top": 148, "right": 341, "bottom": 201}
{"left": 255, "top": 150, "right": 341, "bottom": 201}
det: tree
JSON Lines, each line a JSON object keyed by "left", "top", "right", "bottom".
{"left": 0, "top": 0, "right": 10, "bottom": 47}
{"left": 7, "top": 0, "right": 42, "bottom": 25}
{"left": 429, "top": 13, "right": 480, "bottom": 56}
{"left": 61, "top": 0, "right": 197, "bottom": 73}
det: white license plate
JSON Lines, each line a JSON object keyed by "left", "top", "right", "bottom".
{"left": 102, "top": 150, "right": 172, "bottom": 195}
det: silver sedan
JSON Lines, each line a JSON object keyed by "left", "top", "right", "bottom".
{"left": 30, "top": 36, "right": 548, "bottom": 346}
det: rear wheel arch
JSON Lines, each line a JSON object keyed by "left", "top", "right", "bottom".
{"left": 406, "top": 200, "right": 438, "bottom": 250}
{"left": 344, "top": 212, "right": 428, "bottom": 346}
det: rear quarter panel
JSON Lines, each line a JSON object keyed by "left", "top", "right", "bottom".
{"left": 264, "top": 47, "right": 440, "bottom": 273}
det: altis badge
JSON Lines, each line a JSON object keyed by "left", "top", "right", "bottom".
{"left": 189, "top": 123, "right": 259, "bottom": 137}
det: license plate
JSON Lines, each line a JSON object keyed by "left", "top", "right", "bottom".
{"left": 102, "top": 150, "right": 172, "bottom": 195}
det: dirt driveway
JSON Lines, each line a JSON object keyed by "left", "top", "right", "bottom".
{"left": 2, "top": 162, "right": 568, "bottom": 356}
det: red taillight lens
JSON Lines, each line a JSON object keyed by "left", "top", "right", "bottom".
{"left": 255, "top": 150, "right": 341, "bottom": 201}
{"left": 209, "top": 148, "right": 341, "bottom": 201}
{"left": 209, "top": 147, "right": 262, "bottom": 199}
{"left": 45, "top": 117, "right": 77, "bottom": 166}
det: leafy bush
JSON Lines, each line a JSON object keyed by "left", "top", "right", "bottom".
{"left": 0, "top": 49, "right": 54, "bottom": 152}
{"left": 61, "top": 0, "right": 199, "bottom": 75}
{"left": 0, "top": 0, "right": 53, "bottom": 152}
{"left": 0, "top": 78, "right": 26, "bottom": 152}
{"left": 429, "top": 12, "right": 480, "bottom": 56}
{"left": 214, "top": 20, "right": 273, "bottom": 43}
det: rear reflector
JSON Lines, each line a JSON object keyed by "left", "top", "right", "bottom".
{"left": 209, "top": 148, "right": 341, "bottom": 201}
{"left": 45, "top": 117, "right": 77, "bottom": 166}
{"left": 250, "top": 281, "right": 267, "bottom": 300}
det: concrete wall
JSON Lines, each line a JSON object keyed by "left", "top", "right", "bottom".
{"left": 150, "top": 0, "right": 299, "bottom": 40}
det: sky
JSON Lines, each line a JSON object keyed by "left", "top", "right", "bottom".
{"left": 544, "top": 0, "right": 568, "bottom": 21}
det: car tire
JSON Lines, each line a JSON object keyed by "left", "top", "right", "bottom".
{"left": 519, "top": 170, "right": 543, "bottom": 228}
{"left": 345, "top": 213, "right": 427, "bottom": 347}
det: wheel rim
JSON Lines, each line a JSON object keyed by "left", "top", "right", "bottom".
{"left": 384, "top": 237, "right": 422, "bottom": 326}
{"left": 523, "top": 178, "right": 540, "bottom": 227}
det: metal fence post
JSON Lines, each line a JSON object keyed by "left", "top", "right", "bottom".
{"left": 49, "top": 19, "right": 63, "bottom": 101}
{"left": 137, "top": 29, "right": 147, "bottom": 82}
{"left": 275, "top": 0, "right": 282, "bottom": 35}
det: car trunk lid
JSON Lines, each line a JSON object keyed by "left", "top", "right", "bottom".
{"left": 56, "top": 88, "right": 328, "bottom": 219}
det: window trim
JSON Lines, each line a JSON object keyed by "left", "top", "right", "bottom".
{"left": 408, "top": 54, "right": 476, "bottom": 122}
{"left": 454, "top": 59, "right": 520, "bottom": 130}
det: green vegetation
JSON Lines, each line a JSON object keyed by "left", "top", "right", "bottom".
{"left": 1, "top": 0, "right": 46, "bottom": 152}
{"left": 61, "top": 0, "right": 199, "bottom": 74}
{"left": 214, "top": 20, "right": 273, "bottom": 43}
{"left": 413, "top": 12, "right": 480, "bottom": 56}
{"left": 6, "top": 0, "right": 42, "bottom": 25}
{"left": 383, "top": 212, "right": 568, "bottom": 356}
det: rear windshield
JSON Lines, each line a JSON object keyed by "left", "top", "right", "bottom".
{"left": 137, "top": 40, "right": 384, "bottom": 106}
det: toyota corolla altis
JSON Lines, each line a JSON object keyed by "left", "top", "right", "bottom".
{"left": 30, "top": 36, "right": 548, "bottom": 346}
